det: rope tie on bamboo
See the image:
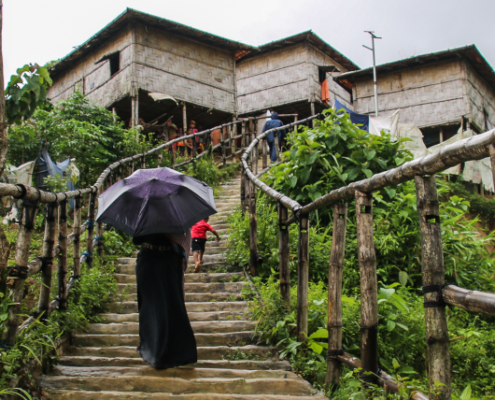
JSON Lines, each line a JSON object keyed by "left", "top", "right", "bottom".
{"left": 326, "top": 348, "right": 345, "bottom": 360}
{"left": 81, "top": 251, "right": 93, "bottom": 262}
{"left": 7, "top": 265, "right": 29, "bottom": 279}
{"left": 85, "top": 220, "right": 95, "bottom": 228}
{"left": 420, "top": 283, "right": 455, "bottom": 308}
{"left": 37, "top": 256, "right": 54, "bottom": 270}
{"left": 94, "top": 236, "right": 105, "bottom": 243}
{"left": 359, "top": 324, "right": 378, "bottom": 330}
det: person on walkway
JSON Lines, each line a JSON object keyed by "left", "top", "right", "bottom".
{"left": 262, "top": 112, "right": 286, "bottom": 163}
{"left": 132, "top": 231, "right": 197, "bottom": 369}
{"left": 191, "top": 217, "right": 220, "bottom": 273}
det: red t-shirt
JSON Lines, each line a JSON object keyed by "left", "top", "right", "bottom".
{"left": 191, "top": 220, "right": 213, "bottom": 239}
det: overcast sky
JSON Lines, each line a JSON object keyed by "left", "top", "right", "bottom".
{"left": 4, "top": 0, "right": 495, "bottom": 82}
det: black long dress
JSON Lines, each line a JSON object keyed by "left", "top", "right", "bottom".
{"left": 133, "top": 234, "right": 197, "bottom": 369}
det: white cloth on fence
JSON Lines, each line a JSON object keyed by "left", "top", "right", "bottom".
{"left": 369, "top": 110, "right": 400, "bottom": 138}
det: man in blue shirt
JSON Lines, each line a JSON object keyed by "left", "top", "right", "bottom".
{"left": 262, "top": 112, "right": 286, "bottom": 163}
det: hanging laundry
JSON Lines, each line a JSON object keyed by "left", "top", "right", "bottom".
{"left": 321, "top": 79, "right": 330, "bottom": 105}
{"left": 334, "top": 99, "right": 371, "bottom": 132}
{"left": 369, "top": 110, "right": 400, "bottom": 138}
{"left": 35, "top": 147, "right": 76, "bottom": 208}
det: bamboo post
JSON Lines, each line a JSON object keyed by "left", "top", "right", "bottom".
{"left": 222, "top": 126, "right": 226, "bottom": 167}
{"left": 157, "top": 151, "right": 163, "bottom": 167}
{"left": 96, "top": 221, "right": 104, "bottom": 258}
{"left": 311, "top": 102, "right": 316, "bottom": 127}
{"left": 355, "top": 190, "right": 379, "bottom": 384}
{"left": 254, "top": 120, "right": 259, "bottom": 174}
{"left": 326, "top": 203, "right": 348, "bottom": 388}
{"left": 489, "top": 144, "right": 495, "bottom": 191}
{"left": 297, "top": 214, "right": 310, "bottom": 342}
{"left": 57, "top": 200, "right": 68, "bottom": 310}
{"left": 415, "top": 175, "right": 451, "bottom": 399}
{"left": 38, "top": 203, "right": 57, "bottom": 319}
{"left": 141, "top": 155, "right": 146, "bottom": 169}
{"left": 241, "top": 172, "right": 246, "bottom": 215}
{"left": 85, "top": 193, "right": 96, "bottom": 268}
{"left": 129, "top": 160, "right": 134, "bottom": 176}
{"left": 278, "top": 203, "right": 290, "bottom": 306}
{"left": 170, "top": 146, "right": 175, "bottom": 169}
{"left": 241, "top": 120, "right": 246, "bottom": 149}
{"left": 182, "top": 102, "right": 187, "bottom": 156}
{"left": 232, "top": 118, "right": 237, "bottom": 160}
{"left": 115, "top": 166, "right": 122, "bottom": 182}
{"left": 6, "top": 199, "right": 39, "bottom": 343}
{"left": 262, "top": 134, "right": 268, "bottom": 169}
{"left": 73, "top": 197, "right": 82, "bottom": 279}
{"left": 249, "top": 180, "right": 258, "bottom": 276}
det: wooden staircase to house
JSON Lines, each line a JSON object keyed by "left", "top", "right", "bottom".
{"left": 40, "top": 173, "right": 327, "bottom": 399}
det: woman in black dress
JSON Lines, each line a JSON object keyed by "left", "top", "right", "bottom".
{"left": 132, "top": 231, "right": 197, "bottom": 369}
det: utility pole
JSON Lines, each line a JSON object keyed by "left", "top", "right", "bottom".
{"left": 363, "top": 31, "right": 381, "bottom": 116}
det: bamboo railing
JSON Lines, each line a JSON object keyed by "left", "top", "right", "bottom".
{"left": 241, "top": 117, "right": 495, "bottom": 400}
{"left": 0, "top": 116, "right": 264, "bottom": 346}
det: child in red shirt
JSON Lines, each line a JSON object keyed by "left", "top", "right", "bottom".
{"left": 191, "top": 217, "right": 220, "bottom": 273}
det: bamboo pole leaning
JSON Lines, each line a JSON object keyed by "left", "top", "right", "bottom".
{"left": 326, "top": 203, "right": 348, "bottom": 389}
{"left": 415, "top": 175, "right": 451, "bottom": 400}
{"left": 84, "top": 193, "right": 96, "bottom": 268}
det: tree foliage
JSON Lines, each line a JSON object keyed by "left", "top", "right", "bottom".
{"left": 8, "top": 92, "right": 144, "bottom": 187}
{"left": 5, "top": 64, "right": 53, "bottom": 125}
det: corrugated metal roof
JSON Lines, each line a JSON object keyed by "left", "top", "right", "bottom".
{"left": 49, "top": 8, "right": 255, "bottom": 77}
{"left": 335, "top": 45, "right": 495, "bottom": 92}
{"left": 49, "top": 8, "right": 360, "bottom": 78}
{"left": 249, "top": 30, "right": 359, "bottom": 72}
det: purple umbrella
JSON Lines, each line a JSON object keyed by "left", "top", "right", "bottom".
{"left": 96, "top": 168, "right": 216, "bottom": 237}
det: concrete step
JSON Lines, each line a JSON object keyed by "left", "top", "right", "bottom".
{"left": 42, "top": 390, "right": 328, "bottom": 400}
{"left": 106, "top": 301, "right": 249, "bottom": 314}
{"left": 117, "top": 287, "right": 242, "bottom": 302}
{"left": 58, "top": 357, "right": 290, "bottom": 371}
{"left": 72, "top": 331, "right": 255, "bottom": 347}
{"left": 117, "top": 282, "right": 244, "bottom": 295}
{"left": 97, "top": 311, "right": 250, "bottom": 323}
{"left": 114, "top": 273, "right": 243, "bottom": 285}
{"left": 66, "top": 345, "right": 276, "bottom": 360}
{"left": 85, "top": 320, "right": 256, "bottom": 335}
{"left": 50, "top": 365, "right": 296, "bottom": 380}
{"left": 40, "top": 375, "right": 315, "bottom": 396}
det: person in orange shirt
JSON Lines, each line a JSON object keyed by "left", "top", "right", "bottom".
{"left": 177, "top": 128, "right": 185, "bottom": 156}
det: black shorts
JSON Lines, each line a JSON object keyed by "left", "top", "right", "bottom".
{"left": 192, "top": 238, "right": 207, "bottom": 253}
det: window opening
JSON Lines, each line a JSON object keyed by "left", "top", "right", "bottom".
{"left": 110, "top": 52, "right": 120, "bottom": 76}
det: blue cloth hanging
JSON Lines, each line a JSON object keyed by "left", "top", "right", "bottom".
{"left": 35, "top": 148, "right": 75, "bottom": 209}
{"left": 335, "top": 99, "right": 371, "bottom": 132}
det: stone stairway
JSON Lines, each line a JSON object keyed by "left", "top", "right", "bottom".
{"left": 40, "top": 172, "right": 326, "bottom": 399}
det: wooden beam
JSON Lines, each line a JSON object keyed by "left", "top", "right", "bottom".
{"left": 355, "top": 190, "right": 379, "bottom": 384}
{"left": 57, "top": 201, "right": 68, "bottom": 310}
{"left": 326, "top": 203, "right": 348, "bottom": 388}
{"left": 249, "top": 180, "right": 258, "bottom": 276}
{"left": 38, "top": 203, "right": 56, "bottom": 319}
{"left": 297, "top": 214, "right": 310, "bottom": 341}
{"left": 6, "top": 200, "right": 39, "bottom": 343}
{"left": 415, "top": 175, "right": 451, "bottom": 399}
{"left": 278, "top": 203, "right": 290, "bottom": 306}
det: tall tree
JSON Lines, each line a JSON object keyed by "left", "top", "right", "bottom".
{"left": 0, "top": 0, "right": 7, "bottom": 178}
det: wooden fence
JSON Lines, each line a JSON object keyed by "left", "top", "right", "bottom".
{"left": 240, "top": 115, "right": 495, "bottom": 400}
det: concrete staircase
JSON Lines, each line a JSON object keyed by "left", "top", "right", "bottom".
{"left": 40, "top": 173, "right": 326, "bottom": 399}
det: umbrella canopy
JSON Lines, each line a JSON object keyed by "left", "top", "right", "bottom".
{"left": 96, "top": 168, "right": 216, "bottom": 237}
